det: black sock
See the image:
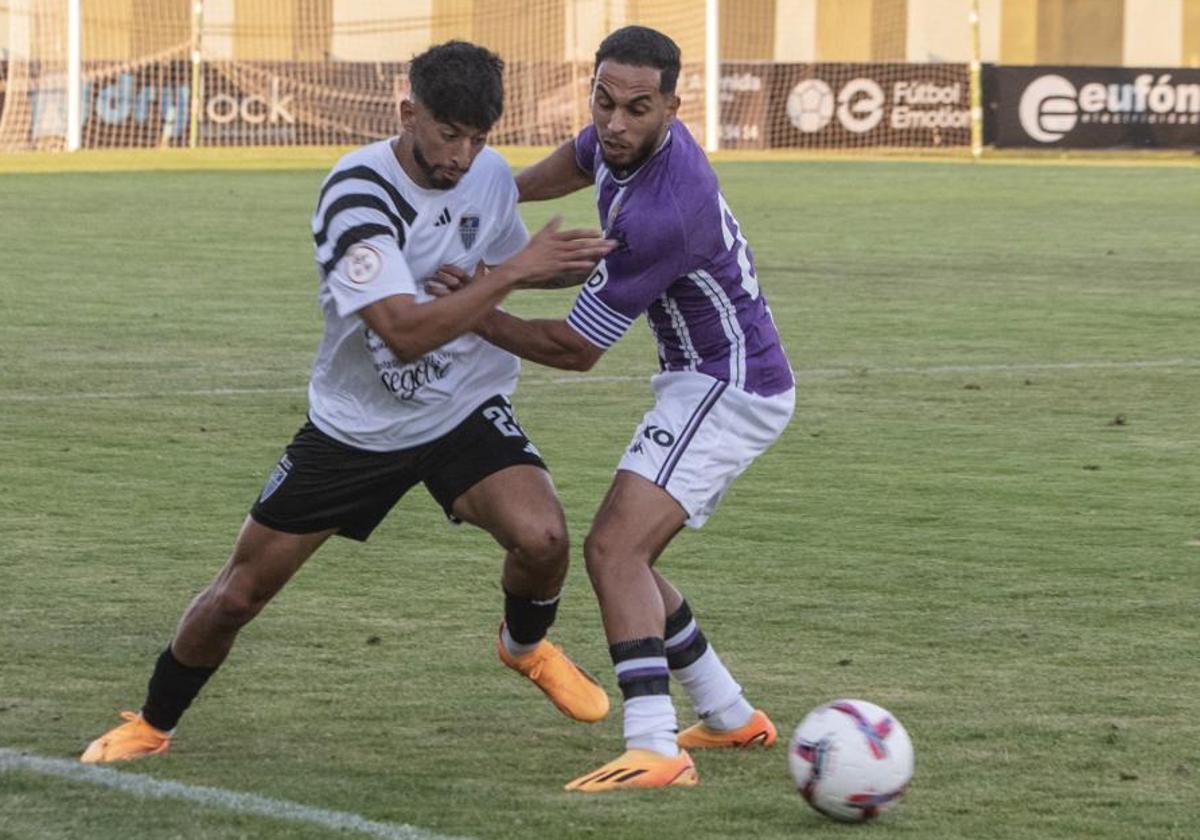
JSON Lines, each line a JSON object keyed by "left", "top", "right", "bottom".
{"left": 610, "top": 637, "right": 670, "bottom": 699}
{"left": 664, "top": 600, "right": 709, "bottom": 670}
{"left": 141, "top": 646, "right": 218, "bottom": 732}
{"left": 503, "top": 588, "right": 560, "bottom": 645}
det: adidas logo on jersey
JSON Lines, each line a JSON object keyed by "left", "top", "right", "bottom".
{"left": 433, "top": 208, "right": 452, "bottom": 227}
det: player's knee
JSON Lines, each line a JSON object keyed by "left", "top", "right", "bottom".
{"left": 511, "top": 519, "right": 568, "bottom": 569}
{"left": 582, "top": 530, "right": 623, "bottom": 583}
{"left": 207, "top": 580, "right": 272, "bottom": 629}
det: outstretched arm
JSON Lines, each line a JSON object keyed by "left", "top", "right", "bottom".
{"left": 516, "top": 140, "right": 593, "bottom": 202}
{"left": 361, "top": 218, "right": 611, "bottom": 363}
{"left": 427, "top": 264, "right": 604, "bottom": 371}
{"left": 475, "top": 309, "right": 603, "bottom": 372}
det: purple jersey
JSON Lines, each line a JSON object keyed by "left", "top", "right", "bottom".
{"left": 567, "top": 120, "right": 794, "bottom": 397}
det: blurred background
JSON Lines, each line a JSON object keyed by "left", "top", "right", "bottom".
{"left": 2, "top": 0, "right": 1198, "bottom": 154}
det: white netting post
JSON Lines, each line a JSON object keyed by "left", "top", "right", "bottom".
{"left": 189, "top": 0, "right": 203, "bottom": 149}
{"left": 66, "top": 0, "right": 80, "bottom": 150}
{"left": 969, "top": 0, "right": 983, "bottom": 159}
{"left": 704, "top": 0, "right": 718, "bottom": 152}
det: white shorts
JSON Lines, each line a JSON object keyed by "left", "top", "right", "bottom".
{"left": 617, "top": 371, "right": 795, "bottom": 528}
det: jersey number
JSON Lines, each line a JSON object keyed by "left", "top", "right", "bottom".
{"left": 718, "top": 193, "right": 759, "bottom": 299}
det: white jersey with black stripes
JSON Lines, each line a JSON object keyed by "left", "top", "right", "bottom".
{"left": 306, "top": 139, "right": 529, "bottom": 452}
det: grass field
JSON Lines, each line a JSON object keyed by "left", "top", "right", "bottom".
{"left": 1, "top": 155, "right": 1198, "bottom": 840}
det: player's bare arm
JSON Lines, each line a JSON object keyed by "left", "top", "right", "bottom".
{"left": 476, "top": 310, "right": 603, "bottom": 372}
{"left": 427, "top": 264, "right": 603, "bottom": 372}
{"left": 363, "top": 218, "right": 611, "bottom": 362}
{"left": 515, "top": 140, "right": 593, "bottom": 202}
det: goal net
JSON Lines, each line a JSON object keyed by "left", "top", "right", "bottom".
{"left": 0, "top": 0, "right": 984, "bottom": 153}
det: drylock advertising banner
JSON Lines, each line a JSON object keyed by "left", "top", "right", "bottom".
{"left": 23, "top": 60, "right": 1199, "bottom": 151}
{"left": 10, "top": 58, "right": 973, "bottom": 151}
{"left": 987, "top": 65, "right": 1200, "bottom": 149}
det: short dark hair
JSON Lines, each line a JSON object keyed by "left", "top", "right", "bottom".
{"left": 594, "top": 26, "right": 681, "bottom": 94}
{"left": 409, "top": 41, "right": 505, "bottom": 131}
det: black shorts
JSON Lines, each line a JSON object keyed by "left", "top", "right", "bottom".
{"left": 249, "top": 395, "right": 546, "bottom": 541}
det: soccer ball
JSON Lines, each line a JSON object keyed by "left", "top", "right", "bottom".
{"left": 788, "top": 699, "right": 913, "bottom": 822}
{"left": 786, "top": 79, "right": 835, "bottom": 133}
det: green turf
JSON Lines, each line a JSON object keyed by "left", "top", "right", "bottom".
{"left": 1, "top": 159, "right": 1197, "bottom": 840}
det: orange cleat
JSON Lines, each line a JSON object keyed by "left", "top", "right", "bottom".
{"left": 81, "top": 712, "right": 171, "bottom": 764}
{"left": 677, "top": 708, "right": 777, "bottom": 749}
{"left": 565, "top": 748, "right": 698, "bottom": 792}
{"left": 497, "top": 628, "right": 610, "bottom": 723}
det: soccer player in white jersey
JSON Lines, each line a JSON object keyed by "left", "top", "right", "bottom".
{"left": 81, "top": 41, "right": 615, "bottom": 764}
{"left": 434, "top": 27, "right": 795, "bottom": 792}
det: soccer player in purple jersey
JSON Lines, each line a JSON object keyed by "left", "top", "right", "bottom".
{"left": 434, "top": 26, "right": 795, "bottom": 791}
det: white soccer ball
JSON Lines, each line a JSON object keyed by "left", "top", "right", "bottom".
{"left": 788, "top": 699, "right": 913, "bottom": 822}
{"left": 786, "top": 79, "right": 835, "bottom": 133}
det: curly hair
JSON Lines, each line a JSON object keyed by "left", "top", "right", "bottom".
{"left": 594, "top": 26, "right": 681, "bottom": 94}
{"left": 409, "top": 41, "right": 505, "bottom": 130}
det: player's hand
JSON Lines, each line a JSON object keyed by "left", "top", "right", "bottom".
{"left": 502, "top": 216, "right": 614, "bottom": 289}
{"left": 426, "top": 262, "right": 483, "bottom": 298}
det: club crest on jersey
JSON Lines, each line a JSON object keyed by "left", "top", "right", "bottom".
{"left": 604, "top": 196, "right": 623, "bottom": 233}
{"left": 259, "top": 454, "right": 292, "bottom": 502}
{"left": 458, "top": 214, "right": 481, "bottom": 249}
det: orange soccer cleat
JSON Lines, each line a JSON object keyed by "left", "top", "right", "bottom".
{"left": 677, "top": 708, "right": 777, "bottom": 749}
{"left": 497, "top": 628, "right": 610, "bottom": 723}
{"left": 81, "top": 711, "right": 172, "bottom": 764}
{"left": 565, "top": 748, "right": 698, "bottom": 792}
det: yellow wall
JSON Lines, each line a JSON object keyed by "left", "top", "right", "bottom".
{"left": 234, "top": 0, "right": 332, "bottom": 61}
{"left": 722, "top": 0, "right": 775, "bottom": 60}
{"left": 234, "top": 0, "right": 292, "bottom": 60}
{"left": 1001, "top": 0, "right": 1038, "bottom": 63}
{"left": 430, "top": 0, "right": 566, "bottom": 60}
{"left": 1038, "top": 0, "right": 1123, "bottom": 64}
{"left": 815, "top": 0, "right": 912, "bottom": 61}
{"left": 474, "top": 0, "right": 565, "bottom": 61}
{"left": 330, "top": 0, "right": 432, "bottom": 61}
{"left": 774, "top": 0, "right": 818, "bottom": 61}
{"left": 871, "top": 0, "right": 907, "bottom": 60}
{"left": 24, "top": 0, "right": 1196, "bottom": 69}
{"left": 431, "top": 0, "right": 474, "bottom": 43}
{"left": 627, "top": 0, "right": 705, "bottom": 66}
{"left": 131, "top": 0, "right": 191, "bottom": 58}
{"left": 816, "top": 0, "right": 872, "bottom": 60}
{"left": 1124, "top": 0, "right": 1181, "bottom": 66}
{"left": 85, "top": 0, "right": 133, "bottom": 61}
{"left": 294, "top": 0, "right": 332, "bottom": 60}
{"left": 1185, "top": 0, "right": 1200, "bottom": 65}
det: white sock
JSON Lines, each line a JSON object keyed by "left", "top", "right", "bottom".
{"left": 623, "top": 694, "right": 679, "bottom": 757}
{"left": 671, "top": 646, "right": 754, "bottom": 731}
{"left": 500, "top": 624, "right": 539, "bottom": 658}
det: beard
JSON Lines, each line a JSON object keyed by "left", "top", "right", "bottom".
{"left": 600, "top": 129, "right": 664, "bottom": 177}
{"left": 412, "top": 141, "right": 461, "bottom": 190}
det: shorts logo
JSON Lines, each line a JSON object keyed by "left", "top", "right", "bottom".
{"left": 459, "top": 214, "right": 481, "bottom": 249}
{"left": 345, "top": 243, "right": 382, "bottom": 284}
{"left": 259, "top": 454, "right": 292, "bottom": 502}
{"left": 643, "top": 424, "right": 676, "bottom": 447}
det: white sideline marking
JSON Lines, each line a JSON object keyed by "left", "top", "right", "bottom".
{"left": 0, "top": 358, "right": 1196, "bottom": 404}
{"left": 0, "top": 748, "right": 469, "bottom": 840}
